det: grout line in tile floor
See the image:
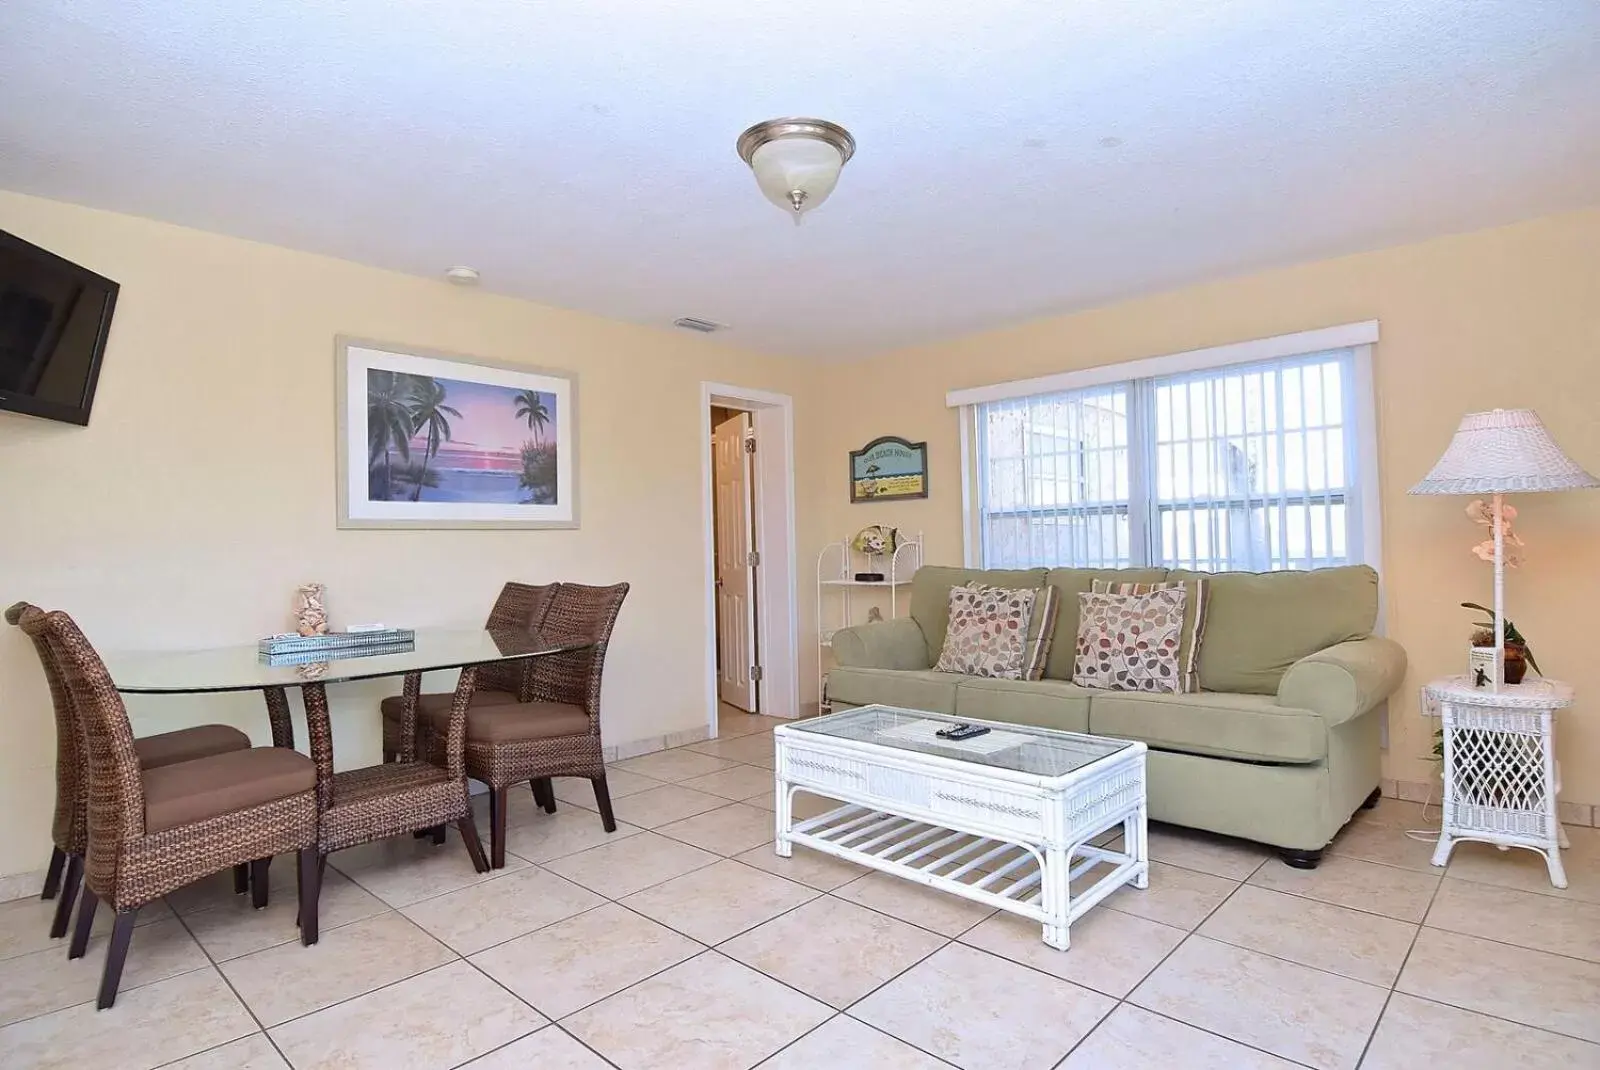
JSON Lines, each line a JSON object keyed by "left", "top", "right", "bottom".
{"left": 453, "top": 939, "right": 625, "bottom": 1069}
{"left": 1047, "top": 846, "right": 1317, "bottom": 1070}
{"left": 376, "top": 812, "right": 1600, "bottom": 1068}
{"left": 15, "top": 736, "right": 1591, "bottom": 1069}
{"left": 169, "top": 891, "right": 295, "bottom": 1069}
{"left": 1349, "top": 871, "right": 1447, "bottom": 1070}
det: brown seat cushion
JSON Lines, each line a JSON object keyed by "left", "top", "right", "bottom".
{"left": 143, "top": 748, "right": 316, "bottom": 833}
{"left": 133, "top": 725, "right": 252, "bottom": 770}
{"left": 459, "top": 701, "right": 591, "bottom": 743}
{"left": 379, "top": 690, "right": 520, "bottom": 721}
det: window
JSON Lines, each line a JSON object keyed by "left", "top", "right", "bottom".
{"left": 959, "top": 326, "right": 1379, "bottom": 573}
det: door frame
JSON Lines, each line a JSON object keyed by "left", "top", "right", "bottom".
{"left": 699, "top": 382, "right": 800, "bottom": 738}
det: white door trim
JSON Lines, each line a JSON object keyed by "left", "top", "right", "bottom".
{"left": 700, "top": 382, "right": 800, "bottom": 739}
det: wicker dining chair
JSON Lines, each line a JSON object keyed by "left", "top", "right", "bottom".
{"left": 5, "top": 602, "right": 259, "bottom": 941}
{"left": 465, "top": 582, "right": 628, "bottom": 868}
{"left": 19, "top": 608, "right": 320, "bottom": 1009}
{"left": 307, "top": 662, "right": 492, "bottom": 885}
{"left": 378, "top": 582, "right": 560, "bottom": 763}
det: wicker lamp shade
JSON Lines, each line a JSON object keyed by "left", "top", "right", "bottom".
{"left": 1409, "top": 409, "right": 1599, "bottom": 496}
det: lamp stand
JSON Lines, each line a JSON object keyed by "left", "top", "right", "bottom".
{"left": 1492, "top": 492, "right": 1505, "bottom": 693}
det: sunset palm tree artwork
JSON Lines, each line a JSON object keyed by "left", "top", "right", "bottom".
{"left": 405, "top": 377, "right": 462, "bottom": 501}
{"left": 365, "top": 369, "right": 558, "bottom": 505}
{"left": 513, "top": 389, "right": 551, "bottom": 445}
{"left": 366, "top": 369, "right": 416, "bottom": 501}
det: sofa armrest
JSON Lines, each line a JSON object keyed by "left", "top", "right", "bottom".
{"left": 831, "top": 619, "right": 932, "bottom": 670}
{"left": 1277, "top": 636, "right": 1408, "bottom": 726}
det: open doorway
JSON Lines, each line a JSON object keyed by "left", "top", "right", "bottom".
{"left": 700, "top": 383, "right": 799, "bottom": 741}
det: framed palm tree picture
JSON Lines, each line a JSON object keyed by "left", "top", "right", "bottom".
{"left": 335, "top": 338, "right": 578, "bottom": 529}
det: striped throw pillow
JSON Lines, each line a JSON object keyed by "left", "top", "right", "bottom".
{"left": 1023, "top": 585, "right": 1060, "bottom": 681}
{"left": 1090, "top": 578, "right": 1210, "bottom": 693}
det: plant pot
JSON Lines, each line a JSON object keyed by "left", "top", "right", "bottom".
{"left": 1502, "top": 641, "right": 1529, "bottom": 685}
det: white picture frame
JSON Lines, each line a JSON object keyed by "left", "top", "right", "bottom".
{"left": 335, "top": 337, "right": 579, "bottom": 529}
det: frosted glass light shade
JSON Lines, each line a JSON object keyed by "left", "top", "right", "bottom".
{"left": 751, "top": 137, "right": 845, "bottom": 216}
{"left": 736, "top": 118, "right": 856, "bottom": 221}
{"left": 1409, "top": 408, "right": 1599, "bottom": 495}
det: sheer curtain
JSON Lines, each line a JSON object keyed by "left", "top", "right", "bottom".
{"left": 977, "top": 349, "right": 1360, "bottom": 572}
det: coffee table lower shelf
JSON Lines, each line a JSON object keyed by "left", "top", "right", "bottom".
{"left": 777, "top": 800, "right": 1145, "bottom": 950}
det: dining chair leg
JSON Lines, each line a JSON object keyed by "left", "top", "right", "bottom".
{"left": 540, "top": 778, "right": 557, "bottom": 814}
{"left": 233, "top": 863, "right": 250, "bottom": 895}
{"left": 428, "top": 825, "right": 446, "bottom": 846}
{"left": 68, "top": 886, "right": 99, "bottom": 959}
{"left": 489, "top": 787, "right": 507, "bottom": 870}
{"left": 455, "top": 816, "right": 490, "bottom": 874}
{"left": 296, "top": 847, "right": 321, "bottom": 946}
{"left": 41, "top": 846, "right": 66, "bottom": 900}
{"left": 96, "top": 910, "right": 139, "bottom": 1010}
{"left": 49, "top": 853, "right": 83, "bottom": 939}
{"left": 249, "top": 858, "right": 271, "bottom": 910}
{"left": 591, "top": 774, "right": 618, "bottom": 833}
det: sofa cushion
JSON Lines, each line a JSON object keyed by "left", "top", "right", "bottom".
{"left": 1041, "top": 568, "right": 1168, "bottom": 680}
{"left": 909, "top": 567, "right": 1048, "bottom": 665}
{"left": 1088, "top": 690, "right": 1326, "bottom": 763}
{"left": 954, "top": 678, "right": 1093, "bottom": 733}
{"left": 1168, "top": 566, "right": 1378, "bottom": 694}
{"left": 933, "top": 583, "right": 1037, "bottom": 679}
{"left": 827, "top": 667, "right": 958, "bottom": 714}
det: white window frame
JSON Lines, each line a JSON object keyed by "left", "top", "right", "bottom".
{"left": 953, "top": 322, "right": 1382, "bottom": 576}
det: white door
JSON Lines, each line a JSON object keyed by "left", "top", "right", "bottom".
{"left": 713, "top": 412, "right": 759, "bottom": 711}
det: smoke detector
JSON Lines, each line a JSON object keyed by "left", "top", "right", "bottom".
{"left": 444, "top": 266, "right": 480, "bottom": 285}
{"left": 673, "top": 317, "right": 727, "bottom": 334}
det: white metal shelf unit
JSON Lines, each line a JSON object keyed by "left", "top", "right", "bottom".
{"left": 816, "top": 532, "right": 922, "bottom": 713}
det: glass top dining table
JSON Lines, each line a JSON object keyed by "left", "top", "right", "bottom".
{"left": 101, "top": 627, "right": 596, "bottom": 694}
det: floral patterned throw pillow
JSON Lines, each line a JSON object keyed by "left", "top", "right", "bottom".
{"left": 1073, "top": 587, "right": 1189, "bottom": 692}
{"left": 933, "top": 583, "right": 1038, "bottom": 680}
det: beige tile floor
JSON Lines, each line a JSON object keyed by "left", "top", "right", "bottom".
{"left": 1, "top": 713, "right": 1597, "bottom": 1070}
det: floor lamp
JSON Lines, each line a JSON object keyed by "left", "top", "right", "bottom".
{"left": 1409, "top": 409, "right": 1598, "bottom": 690}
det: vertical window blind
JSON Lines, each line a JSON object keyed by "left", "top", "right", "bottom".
{"left": 977, "top": 348, "right": 1366, "bottom": 572}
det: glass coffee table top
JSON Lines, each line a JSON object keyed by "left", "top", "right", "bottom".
{"left": 784, "top": 704, "right": 1133, "bottom": 778}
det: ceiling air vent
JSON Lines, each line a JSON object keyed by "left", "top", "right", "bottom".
{"left": 673, "top": 317, "right": 727, "bottom": 334}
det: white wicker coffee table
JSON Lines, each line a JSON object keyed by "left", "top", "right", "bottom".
{"left": 774, "top": 705, "right": 1148, "bottom": 949}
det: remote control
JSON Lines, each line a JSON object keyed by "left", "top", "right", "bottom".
{"left": 936, "top": 723, "right": 991, "bottom": 741}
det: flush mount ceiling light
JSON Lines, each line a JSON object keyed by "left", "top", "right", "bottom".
{"left": 736, "top": 118, "right": 856, "bottom": 224}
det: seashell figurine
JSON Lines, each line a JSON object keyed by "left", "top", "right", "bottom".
{"left": 293, "top": 583, "right": 329, "bottom": 637}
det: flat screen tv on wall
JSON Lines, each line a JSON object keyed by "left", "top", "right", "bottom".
{"left": 0, "top": 228, "right": 119, "bottom": 426}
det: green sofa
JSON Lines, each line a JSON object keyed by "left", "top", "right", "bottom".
{"left": 826, "top": 565, "right": 1407, "bottom": 868}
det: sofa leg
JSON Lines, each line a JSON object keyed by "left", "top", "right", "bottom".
{"left": 1360, "top": 787, "right": 1381, "bottom": 810}
{"left": 1278, "top": 847, "right": 1324, "bottom": 870}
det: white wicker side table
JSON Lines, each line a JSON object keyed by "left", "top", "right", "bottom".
{"left": 1426, "top": 675, "right": 1573, "bottom": 887}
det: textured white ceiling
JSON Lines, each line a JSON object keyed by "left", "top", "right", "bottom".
{"left": 2, "top": 1, "right": 1598, "bottom": 359}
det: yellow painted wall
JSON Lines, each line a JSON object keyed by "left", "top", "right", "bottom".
{"left": 4, "top": 190, "right": 1597, "bottom": 881}
{"left": 807, "top": 208, "right": 1600, "bottom": 805}
{"left": 0, "top": 191, "right": 816, "bottom": 879}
